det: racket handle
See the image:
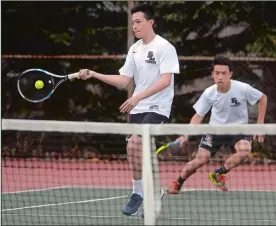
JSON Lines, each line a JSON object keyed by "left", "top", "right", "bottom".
{"left": 170, "top": 141, "right": 180, "bottom": 147}
{"left": 67, "top": 73, "right": 79, "bottom": 80}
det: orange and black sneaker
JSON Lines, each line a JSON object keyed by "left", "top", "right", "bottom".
{"left": 167, "top": 181, "right": 181, "bottom": 194}
{"left": 209, "top": 172, "right": 228, "bottom": 191}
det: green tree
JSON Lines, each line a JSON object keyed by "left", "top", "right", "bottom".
{"left": 2, "top": 1, "right": 275, "bottom": 159}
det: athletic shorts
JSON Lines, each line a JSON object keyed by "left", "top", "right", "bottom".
{"left": 129, "top": 112, "right": 169, "bottom": 124}
{"left": 126, "top": 112, "right": 169, "bottom": 141}
{"left": 199, "top": 135, "right": 252, "bottom": 155}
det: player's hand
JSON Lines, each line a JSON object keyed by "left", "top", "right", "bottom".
{"left": 175, "top": 136, "right": 189, "bottom": 149}
{"left": 119, "top": 95, "right": 141, "bottom": 113}
{"left": 253, "top": 135, "right": 265, "bottom": 143}
{"left": 78, "top": 69, "right": 94, "bottom": 80}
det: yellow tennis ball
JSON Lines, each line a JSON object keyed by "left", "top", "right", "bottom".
{"left": 35, "top": 80, "right": 44, "bottom": 89}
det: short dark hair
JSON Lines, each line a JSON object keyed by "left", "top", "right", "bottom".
{"left": 131, "top": 4, "right": 155, "bottom": 20}
{"left": 213, "top": 56, "right": 233, "bottom": 71}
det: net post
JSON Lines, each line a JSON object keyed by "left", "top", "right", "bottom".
{"left": 142, "top": 124, "right": 155, "bottom": 225}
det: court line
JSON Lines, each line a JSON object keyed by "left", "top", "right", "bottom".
{"left": 55, "top": 186, "right": 276, "bottom": 192}
{"left": 2, "top": 185, "right": 275, "bottom": 194}
{"left": 2, "top": 213, "right": 137, "bottom": 218}
{"left": 163, "top": 217, "right": 276, "bottom": 224}
{"left": 66, "top": 185, "right": 276, "bottom": 192}
{"left": 1, "top": 186, "right": 131, "bottom": 194}
{"left": 176, "top": 188, "right": 276, "bottom": 193}
{"left": 2, "top": 213, "right": 275, "bottom": 224}
{"left": 1, "top": 195, "right": 128, "bottom": 212}
{"left": 2, "top": 186, "right": 74, "bottom": 194}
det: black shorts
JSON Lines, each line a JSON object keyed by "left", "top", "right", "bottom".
{"left": 199, "top": 135, "right": 252, "bottom": 155}
{"left": 129, "top": 112, "right": 169, "bottom": 124}
{"left": 126, "top": 112, "right": 169, "bottom": 141}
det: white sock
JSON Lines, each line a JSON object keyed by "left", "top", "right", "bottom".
{"left": 132, "top": 179, "right": 143, "bottom": 198}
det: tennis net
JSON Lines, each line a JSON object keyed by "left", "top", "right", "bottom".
{"left": 2, "top": 119, "right": 276, "bottom": 225}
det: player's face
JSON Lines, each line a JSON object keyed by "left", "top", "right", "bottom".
{"left": 131, "top": 12, "right": 154, "bottom": 39}
{"left": 212, "top": 65, "right": 232, "bottom": 86}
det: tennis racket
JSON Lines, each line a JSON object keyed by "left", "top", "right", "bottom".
{"left": 155, "top": 141, "right": 180, "bottom": 155}
{"left": 17, "top": 68, "right": 86, "bottom": 103}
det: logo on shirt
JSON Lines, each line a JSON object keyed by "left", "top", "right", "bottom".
{"left": 145, "top": 51, "right": 156, "bottom": 64}
{"left": 149, "top": 105, "right": 159, "bottom": 110}
{"left": 230, "top": 97, "right": 241, "bottom": 107}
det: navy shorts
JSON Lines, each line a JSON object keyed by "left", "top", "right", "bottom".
{"left": 126, "top": 112, "right": 169, "bottom": 141}
{"left": 129, "top": 112, "right": 169, "bottom": 124}
{"left": 199, "top": 135, "right": 252, "bottom": 155}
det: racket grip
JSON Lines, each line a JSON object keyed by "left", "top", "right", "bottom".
{"left": 170, "top": 141, "right": 180, "bottom": 147}
{"left": 67, "top": 73, "right": 79, "bottom": 80}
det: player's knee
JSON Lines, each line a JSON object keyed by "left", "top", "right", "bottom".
{"left": 197, "top": 157, "right": 209, "bottom": 165}
{"left": 196, "top": 148, "right": 211, "bottom": 165}
{"left": 127, "top": 135, "right": 142, "bottom": 155}
{"left": 235, "top": 140, "right": 251, "bottom": 158}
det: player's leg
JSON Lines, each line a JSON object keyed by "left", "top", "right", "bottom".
{"left": 208, "top": 135, "right": 230, "bottom": 191}
{"left": 127, "top": 135, "right": 143, "bottom": 187}
{"left": 122, "top": 112, "right": 168, "bottom": 216}
{"left": 224, "top": 136, "right": 252, "bottom": 170}
{"left": 122, "top": 134, "right": 144, "bottom": 216}
{"left": 209, "top": 136, "right": 252, "bottom": 191}
{"left": 122, "top": 113, "right": 144, "bottom": 216}
{"left": 168, "top": 135, "right": 216, "bottom": 194}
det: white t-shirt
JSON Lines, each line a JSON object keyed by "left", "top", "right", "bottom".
{"left": 119, "top": 35, "right": 179, "bottom": 118}
{"left": 193, "top": 80, "right": 263, "bottom": 124}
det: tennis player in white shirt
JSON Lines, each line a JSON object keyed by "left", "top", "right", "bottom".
{"left": 78, "top": 3, "right": 179, "bottom": 216}
{"left": 167, "top": 56, "right": 267, "bottom": 193}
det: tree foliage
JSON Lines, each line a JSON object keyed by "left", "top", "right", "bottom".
{"left": 2, "top": 1, "right": 276, "bottom": 159}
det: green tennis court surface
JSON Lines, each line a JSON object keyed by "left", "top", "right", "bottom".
{"left": 2, "top": 187, "right": 276, "bottom": 225}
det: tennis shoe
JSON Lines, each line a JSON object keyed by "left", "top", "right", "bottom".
{"left": 167, "top": 181, "right": 181, "bottom": 194}
{"left": 122, "top": 193, "right": 143, "bottom": 216}
{"left": 209, "top": 172, "right": 228, "bottom": 191}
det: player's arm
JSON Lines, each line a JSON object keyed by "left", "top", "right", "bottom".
{"left": 79, "top": 46, "right": 135, "bottom": 89}
{"left": 245, "top": 84, "right": 267, "bottom": 142}
{"left": 87, "top": 72, "right": 132, "bottom": 89}
{"left": 128, "top": 43, "right": 179, "bottom": 100}
{"left": 119, "top": 73, "right": 173, "bottom": 113}
{"left": 190, "top": 90, "right": 211, "bottom": 125}
{"left": 253, "top": 94, "right": 267, "bottom": 142}
{"left": 120, "top": 43, "right": 179, "bottom": 113}
{"left": 176, "top": 90, "right": 211, "bottom": 147}
{"left": 256, "top": 94, "right": 267, "bottom": 124}
{"left": 245, "top": 84, "right": 267, "bottom": 123}
{"left": 134, "top": 73, "right": 172, "bottom": 100}
{"left": 190, "top": 113, "right": 204, "bottom": 124}
{"left": 138, "top": 43, "right": 180, "bottom": 99}
{"left": 176, "top": 113, "right": 204, "bottom": 148}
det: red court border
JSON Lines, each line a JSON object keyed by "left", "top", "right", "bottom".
{"left": 2, "top": 160, "right": 276, "bottom": 193}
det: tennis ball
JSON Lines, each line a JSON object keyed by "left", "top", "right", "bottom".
{"left": 35, "top": 80, "right": 44, "bottom": 89}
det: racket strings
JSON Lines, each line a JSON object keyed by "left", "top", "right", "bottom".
{"left": 18, "top": 71, "right": 55, "bottom": 101}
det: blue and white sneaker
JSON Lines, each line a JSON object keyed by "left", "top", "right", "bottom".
{"left": 122, "top": 193, "right": 143, "bottom": 216}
